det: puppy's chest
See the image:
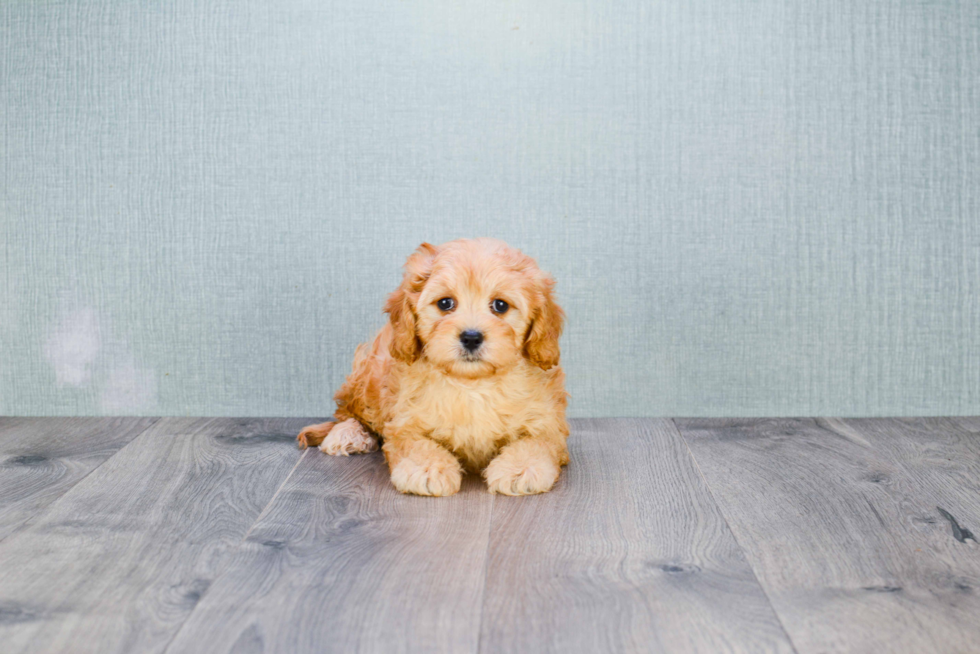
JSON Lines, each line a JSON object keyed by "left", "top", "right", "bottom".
{"left": 414, "top": 377, "right": 526, "bottom": 452}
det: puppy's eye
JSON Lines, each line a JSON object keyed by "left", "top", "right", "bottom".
{"left": 437, "top": 297, "right": 456, "bottom": 312}
{"left": 491, "top": 299, "right": 509, "bottom": 314}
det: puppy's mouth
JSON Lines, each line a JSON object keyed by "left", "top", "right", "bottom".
{"left": 444, "top": 348, "right": 497, "bottom": 378}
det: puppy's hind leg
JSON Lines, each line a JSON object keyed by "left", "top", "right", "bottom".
{"left": 319, "top": 419, "right": 379, "bottom": 456}
{"left": 297, "top": 420, "right": 337, "bottom": 449}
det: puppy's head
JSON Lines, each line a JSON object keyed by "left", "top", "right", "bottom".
{"left": 384, "top": 238, "right": 563, "bottom": 378}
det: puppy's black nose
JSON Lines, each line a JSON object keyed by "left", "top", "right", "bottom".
{"left": 460, "top": 330, "right": 484, "bottom": 352}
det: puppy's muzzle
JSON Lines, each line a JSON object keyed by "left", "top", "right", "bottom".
{"left": 459, "top": 329, "right": 484, "bottom": 353}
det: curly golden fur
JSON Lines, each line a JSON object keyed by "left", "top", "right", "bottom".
{"left": 297, "top": 238, "right": 569, "bottom": 496}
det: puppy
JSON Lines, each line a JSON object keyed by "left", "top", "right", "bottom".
{"left": 297, "top": 238, "right": 569, "bottom": 496}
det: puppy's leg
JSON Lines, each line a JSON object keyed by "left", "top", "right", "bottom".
{"left": 297, "top": 420, "right": 337, "bottom": 449}
{"left": 484, "top": 436, "right": 567, "bottom": 496}
{"left": 319, "top": 418, "right": 378, "bottom": 456}
{"left": 383, "top": 435, "right": 463, "bottom": 497}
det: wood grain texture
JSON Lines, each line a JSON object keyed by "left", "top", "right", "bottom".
{"left": 0, "top": 417, "right": 309, "bottom": 654}
{"left": 4, "top": 416, "right": 978, "bottom": 653}
{"left": 0, "top": 417, "right": 158, "bottom": 541}
{"left": 950, "top": 416, "right": 980, "bottom": 433}
{"left": 676, "top": 417, "right": 980, "bottom": 654}
{"left": 480, "top": 418, "right": 794, "bottom": 653}
{"left": 164, "top": 449, "right": 493, "bottom": 654}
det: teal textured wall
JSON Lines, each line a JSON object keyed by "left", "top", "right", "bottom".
{"left": 2, "top": 1, "right": 979, "bottom": 417}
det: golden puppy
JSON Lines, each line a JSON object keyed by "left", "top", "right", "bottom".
{"left": 297, "top": 238, "right": 569, "bottom": 496}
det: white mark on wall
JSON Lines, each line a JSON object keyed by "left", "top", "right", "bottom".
{"left": 101, "top": 355, "right": 158, "bottom": 414}
{"left": 43, "top": 306, "right": 101, "bottom": 386}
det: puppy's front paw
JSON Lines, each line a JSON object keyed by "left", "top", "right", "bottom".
{"left": 319, "top": 419, "right": 378, "bottom": 456}
{"left": 484, "top": 442, "right": 561, "bottom": 496}
{"left": 390, "top": 449, "right": 463, "bottom": 497}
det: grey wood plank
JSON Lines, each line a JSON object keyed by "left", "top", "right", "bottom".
{"left": 480, "top": 418, "right": 794, "bottom": 654}
{"left": 163, "top": 448, "right": 493, "bottom": 654}
{"left": 0, "top": 417, "right": 310, "bottom": 654}
{"left": 841, "top": 418, "right": 980, "bottom": 550}
{"left": 0, "top": 417, "right": 158, "bottom": 541}
{"left": 950, "top": 416, "right": 980, "bottom": 433}
{"left": 676, "top": 417, "right": 980, "bottom": 654}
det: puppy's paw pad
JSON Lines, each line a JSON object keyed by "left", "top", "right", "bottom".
{"left": 485, "top": 455, "right": 560, "bottom": 496}
{"left": 390, "top": 457, "right": 462, "bottom": 497}
{"left": 319, "top": 419, "right": 378, "bottom": 456}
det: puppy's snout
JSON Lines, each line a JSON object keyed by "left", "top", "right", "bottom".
{"left": 459, "top": 330, "right": 484, "bottom": 352}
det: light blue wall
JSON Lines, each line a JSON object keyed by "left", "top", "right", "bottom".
{"left": 2, "top": 1, "right": 979, "bottom": 417}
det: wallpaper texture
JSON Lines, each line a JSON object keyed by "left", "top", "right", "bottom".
{"left": 2, "top": 0, "right": 979, "bottom": 417}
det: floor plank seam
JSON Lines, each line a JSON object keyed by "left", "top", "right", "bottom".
{"left": 474, "top": 492, "right": 495, "bottom": 654}
{"left": 669, "top": 418, "right": 802, "bottom": 654}
{"left": 159, "top": 443, "right": 312, "bottom": 654}
{"left": 0, "top": 416, "right": 162, "bottom": 548}
{"left": 240, "top": 447, "right": 310, "bottom": 544}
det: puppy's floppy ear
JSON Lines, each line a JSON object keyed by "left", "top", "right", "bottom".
{"left": 523, "top": 273, "right": 564, "bottom": 370}
{"left": 385, "top": 242, "right": 438, "bottom": 363}
{"left": 384, "top": 287, "right": 418, "bottom": 363}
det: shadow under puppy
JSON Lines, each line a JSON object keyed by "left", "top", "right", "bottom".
{"left": 298, "top": 238, "right": 569, "bottom": 496}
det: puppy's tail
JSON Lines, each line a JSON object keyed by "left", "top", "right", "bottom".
{"left": 296, "top": 420, "right": 338, "bottom": 449}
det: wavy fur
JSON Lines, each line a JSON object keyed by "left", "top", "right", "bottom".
{"left": 298, "top": 238, "right": 569, "bottom": 496}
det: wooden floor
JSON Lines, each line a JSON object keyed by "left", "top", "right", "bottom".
{"left": 0, "top": 418, "right": 978, "bottom": 653}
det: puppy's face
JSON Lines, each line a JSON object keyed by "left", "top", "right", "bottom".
{"left": 416, "top": 253, "right": 529, "bottom": 378}
{"left": 385, "top": 239, "right": 563, "bottom": 378}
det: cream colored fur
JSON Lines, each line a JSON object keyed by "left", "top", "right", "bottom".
{"left": 298, "top": 238, "right": 569, "bottom": 496}
{"left": 318, "top": 418, "right": 378, "bottom": 456}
